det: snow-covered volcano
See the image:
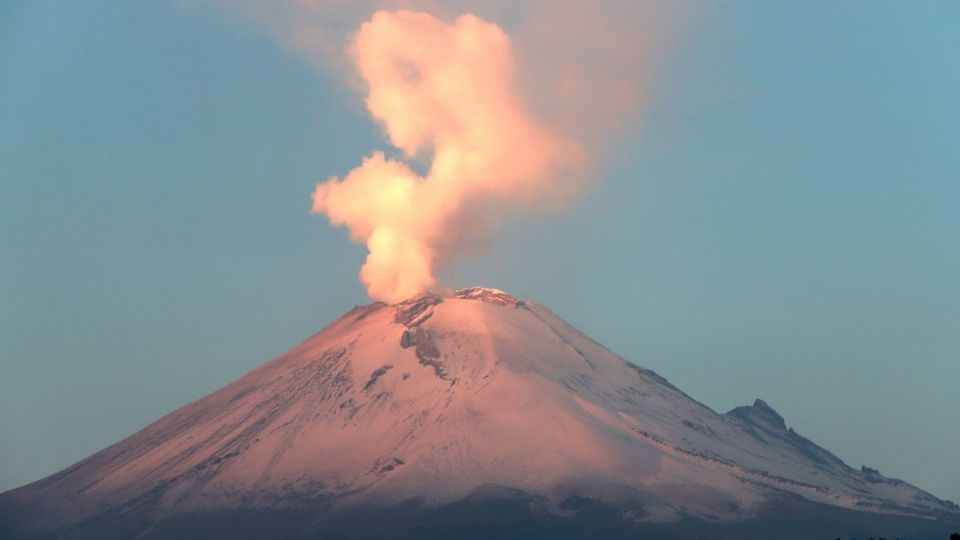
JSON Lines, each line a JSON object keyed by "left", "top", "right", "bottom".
{"left": 2, "top": 288, "right": 957, "bottom": 539}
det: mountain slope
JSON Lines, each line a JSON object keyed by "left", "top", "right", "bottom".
{"left": 2, "top": 288, "right": 957, "bottom": 539}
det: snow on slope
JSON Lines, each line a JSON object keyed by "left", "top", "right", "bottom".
{"left": 2, "top": 288, "right": 957, "bottom": 535}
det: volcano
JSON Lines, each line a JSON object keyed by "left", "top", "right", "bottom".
{"left": 2, "top": 288, "right": 957, "bottom": 539}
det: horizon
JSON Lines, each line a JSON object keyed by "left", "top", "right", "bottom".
{"left": 2, "top": 0, "right": 958, "bottom": 510}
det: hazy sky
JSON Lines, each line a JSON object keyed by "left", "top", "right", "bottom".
{"left": 2, "top": 1, "right": 958, "bottom": 502}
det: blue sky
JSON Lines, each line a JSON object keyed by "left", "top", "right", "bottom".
{"left": 1, "top": 2, "right": 958, "bottom": 501}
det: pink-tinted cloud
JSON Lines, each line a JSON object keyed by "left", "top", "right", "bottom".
{"left": 311, "top": 11, "right": 582, "bottom": 302}
{"left": 211, "top": 1, "right": 680, "bottom": 302}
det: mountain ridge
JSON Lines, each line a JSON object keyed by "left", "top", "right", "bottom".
{"left": 2, "top": 287, "right": 957, "bottom": 539}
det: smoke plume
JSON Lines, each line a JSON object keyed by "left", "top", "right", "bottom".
{"left": 311, "top": 11, "right": 582, "bottom": 303}
{"left": 213, "top": 1, "right": 679, "bottom": 302}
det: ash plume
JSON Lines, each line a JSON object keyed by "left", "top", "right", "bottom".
{"left": 213, "top": 1, "right": 679, "bottom": 302}
{"left": 311, "top": 11, "right": 582, "bottom": 302}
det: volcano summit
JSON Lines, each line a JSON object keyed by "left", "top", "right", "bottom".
{"left": 2, "top": 288, "right": 957, "bottom": 539}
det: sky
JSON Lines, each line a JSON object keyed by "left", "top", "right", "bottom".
{"left": 1, "top": 1, "right": 958, "bottom": 502}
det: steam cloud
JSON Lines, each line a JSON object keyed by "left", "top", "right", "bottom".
{"left": 216, "top": 1, "right": 678, "bottom": 303}
{"left": 312, "top": 11, "right": 582, "bottom": 303}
